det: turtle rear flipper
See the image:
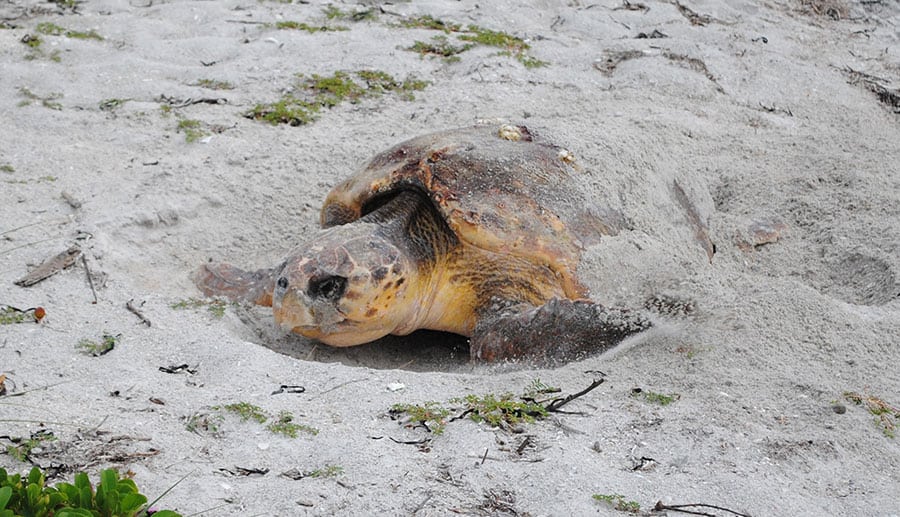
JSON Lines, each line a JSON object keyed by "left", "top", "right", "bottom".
{"left": 470, "top": 298, "right": 650, "bottom": 366}
{"left": 194, "top": 263, "right": 279, "bottom": 307}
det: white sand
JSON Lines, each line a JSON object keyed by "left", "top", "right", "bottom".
{"left": 2, "top": 0, "right": 899, "bottom": 515}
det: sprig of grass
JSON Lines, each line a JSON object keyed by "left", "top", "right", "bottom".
{"left": 593, "top": 493, "right": 641, "bottom": 513}
{"left": 246, "top": 70, "right": 428, "bottom": 126}
{"left": 845, "top": 391, "right": 900, "bottom": 438}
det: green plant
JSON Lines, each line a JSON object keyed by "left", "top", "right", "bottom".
{"left": 631, "top": 388, "right": 680, "bottom": 406}
{"left": 452, "top": 393, "right": 547, "bottom": 428}
{"left": 523, "top": 378, "right": 561, "bottom": 398}
{"left": 76, "top": 333, "right": 118, "bottom": 356}
{"left": 274, "top": 20, "right": 347, "bottom": 33}
{"left": 0, "top": 467, "right": 181, "bottom": 516}
{"left": 323, "top": 6, "right": 376, "bottom": 22}
{"left": 176, "top": 119, "right": 207, "bottom": 143}
{"left": 398, "top": 15, "right": 547, "bottom": 67}
{"left": 36, "top": 22, "right": 102, "bottom": 40}
{"left": 193, "top": 79, "right": 234, "bottom": 90}
{"left": 390, "top": 402, "right": 451, "bottom": 434}
{"left": 5, "top": 431, "right": 56, "bottom": 462}
{"left": 459, "top": 25, "right": 547, "bottom": 68}
{"left": 266, "top": 411, "right": 318, "bottom": 437}
{"left": 18, "top": 87, "right": 63, "bottom": 110}
{"left": 592, "top": 493, "right": 640, "bottom": 513}
{"left": 220, "top": 402, "right": 267, "bottom": 424}
{"left": 1, "top": 307, "right": 29, "bottom": 324}
{"left": 306, "top": 465, "right": 343, "bottom": 478}
{"left": 21, "top": 34, "right": 42, "bottom": 48}
{"left": 170, "top": 297, "right": 231, "bottom": 318}
{"left": 401, "top": 15, "right": 462, "bottom": 33}
{"left": 845, "top": 391, "right": 900, "bottom": 438}
{"left": 209, "top": 404, "right": 317, "bottom": 438}
{"left": 184, "top": 412, "right": 223, "bottom": 435}
{"left": 99, "top": 98, "right": 128, "bottom": 111}
{"left": 246, "top": 70, "right": 428, "bottom": 126}
{"left": 406, "top": 35, "right": 473, "bottom": 63}
{"left": 0, "top": 164, "right": 14, "bottom": 173}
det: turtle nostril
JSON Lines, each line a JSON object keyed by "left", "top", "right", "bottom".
{"left": 307, "top": 275, "right": 348, "bottom": 303}
{"left": 277, "top": 277, "right": 289, "bottom": 290}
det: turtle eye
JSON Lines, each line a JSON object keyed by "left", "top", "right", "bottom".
{"left": 277, "top": 277, "right": 289, "bottom": 290}
{"left": 307, "top": 275, "right": 348, "bottom": 303}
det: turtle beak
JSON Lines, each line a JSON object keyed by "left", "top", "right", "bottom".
{"left": 272, "top": 280, "right": 345, "bottom": 333}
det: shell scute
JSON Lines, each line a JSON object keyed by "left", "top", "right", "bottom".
{"left": 322, "top": 124, "right": 624, "bottom": 298}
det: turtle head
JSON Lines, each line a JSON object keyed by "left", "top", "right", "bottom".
{"left": 272, "top": 224, "right": 418, "bottom": 346}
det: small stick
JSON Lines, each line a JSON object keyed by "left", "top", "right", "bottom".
{"left": 126, "top": 299, "right": 151, "bottom": 327}
{"left": 544, "top": 378, "right": 605, "bottom": 412}
{"left": 516, "top": 435, "right": 532, "bottom": 455}
{"left": 82, "top": 254, "right": 98, "bottom": 303}
{"left": 14, "top": 246, "right": 81, "bottom": 286}
{"left": 61, "top": 191, "right": 82, "bottom": 209}
{"left": 480, "top": 448, "right": 489, "bottom": 464}
{"left": 653, "top": 501, "right": 752, "bottom": 517}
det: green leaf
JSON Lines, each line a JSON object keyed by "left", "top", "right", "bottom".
{"left": 146, "top": 510, "right": 182, "bottom": 517}
{"left": 0, "top": 486, "right": 11, "bottom": 509}
{"left": 119, "top": 492, "right": 148, "bottom": 513}
{"left": 27, "top": 467, "right": 44, "bottom": 486}
{"left": 56, "top": 509, "right": 95, "bottom": 517}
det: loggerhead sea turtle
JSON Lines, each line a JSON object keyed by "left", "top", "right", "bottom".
{"left": 195, "top": 124, "right": 649, "bottom": 364}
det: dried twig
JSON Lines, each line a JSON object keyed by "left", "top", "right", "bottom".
{"left": 126, "top": 299, "right": 152, "bottom": 327}
{"left": 543, "top": 378, "right": 605, "bottom": 412}
{"left": 14, "top": 246, "right": 81, "bottom": 287}
{"left": 82, "top": 254, "right": 97, "bottom": 303}
{"left": 654, "top": 501, "right": 752, "bottom": 517}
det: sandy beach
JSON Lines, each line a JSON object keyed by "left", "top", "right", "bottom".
{"left": 2, "top": 0, "right": 899, "bottom": 515}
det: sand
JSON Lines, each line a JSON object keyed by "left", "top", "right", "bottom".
{"left": 2, "top": 0, "right": 899, "bottom": 515}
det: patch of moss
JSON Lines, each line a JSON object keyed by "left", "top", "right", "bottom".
{"left": 35, "top": 22, "right": 64, "bottom": 35}
{"left": 76, "top": 333, "right": 119, "bottom": 356}
{"left": 323, "top": 5, "right": 377, "bottom": 22}
{"left": 593, "top": 494, "right": 641, "bottom": 513}
{"left": 307, "top": 464, "right": 343, "bottom": 478}
{"left": 176, "top": 118, "right": 208, "bottom": 143}
{"left": 460, "top": 24, "right": 547, "bottom": 68}
{"left": 407, "top": 35, "right": 473, "bottom": 63}
{"left": 452, "top": 393, "right": 547, "bottom": 428}
{"left": 21, "top": 34, "right": 41, "bottom": 48}
{"left": 36, "top": 22, "right": 103, "bottom": 40}
{"left": 0, "top": 307, "right": 28, "bottom": 324}
{"left": 99, "top": 98, "right": 128, "bottom": 111}
{"left": 0, "top": 164, "right": 14, "bottom": 174}
{"left": 185, "top": 412, "right": 223, "bottom": 435}
{"left": 845, "top": 391, "right": 899, "bottom": 438}
{"left": 193, "top": 79, "right": 234, "bottom": 90}
{"left": 275, "top": 20, "right": 348, "bottom": 33}
{"left": 170, "top": 297, "right": 233, "bottom": 317}
{"left": 18, "top": 87, "right": 63, "bottom": 109}
{"left": 398, "top": 15, "right": 547, "bottom": 67}
{"left": 402, "top": 14, "right": 462, "bottom": 33}
{"left": 631, "top": 388, "right": 680, "bottom": 406}
{"left": 266, "top": 411, "right": 319, "bottom": 437}
{"left": 220, "top": 402, "right": 268, "bottom": 424}
{"left": 246, "top": 96, "right": 320, "bottom": 126}
{"left": 306, "top": 71, "right": 366, "bottom": 105}
{"left": 390, "top": 402, "right": 451, "bottom": 435}
{"left": 247, "top": 70, "right": 428, "bottom": 126}
{"left": 5, "top": 431, "right": 56, "bottom": 463}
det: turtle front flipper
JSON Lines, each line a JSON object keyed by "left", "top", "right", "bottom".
{"left": 470, "top": 298, "right": 650, "bottom": 366}
{"left": 193, "top": 263, "right": 280, "bottom": 307}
